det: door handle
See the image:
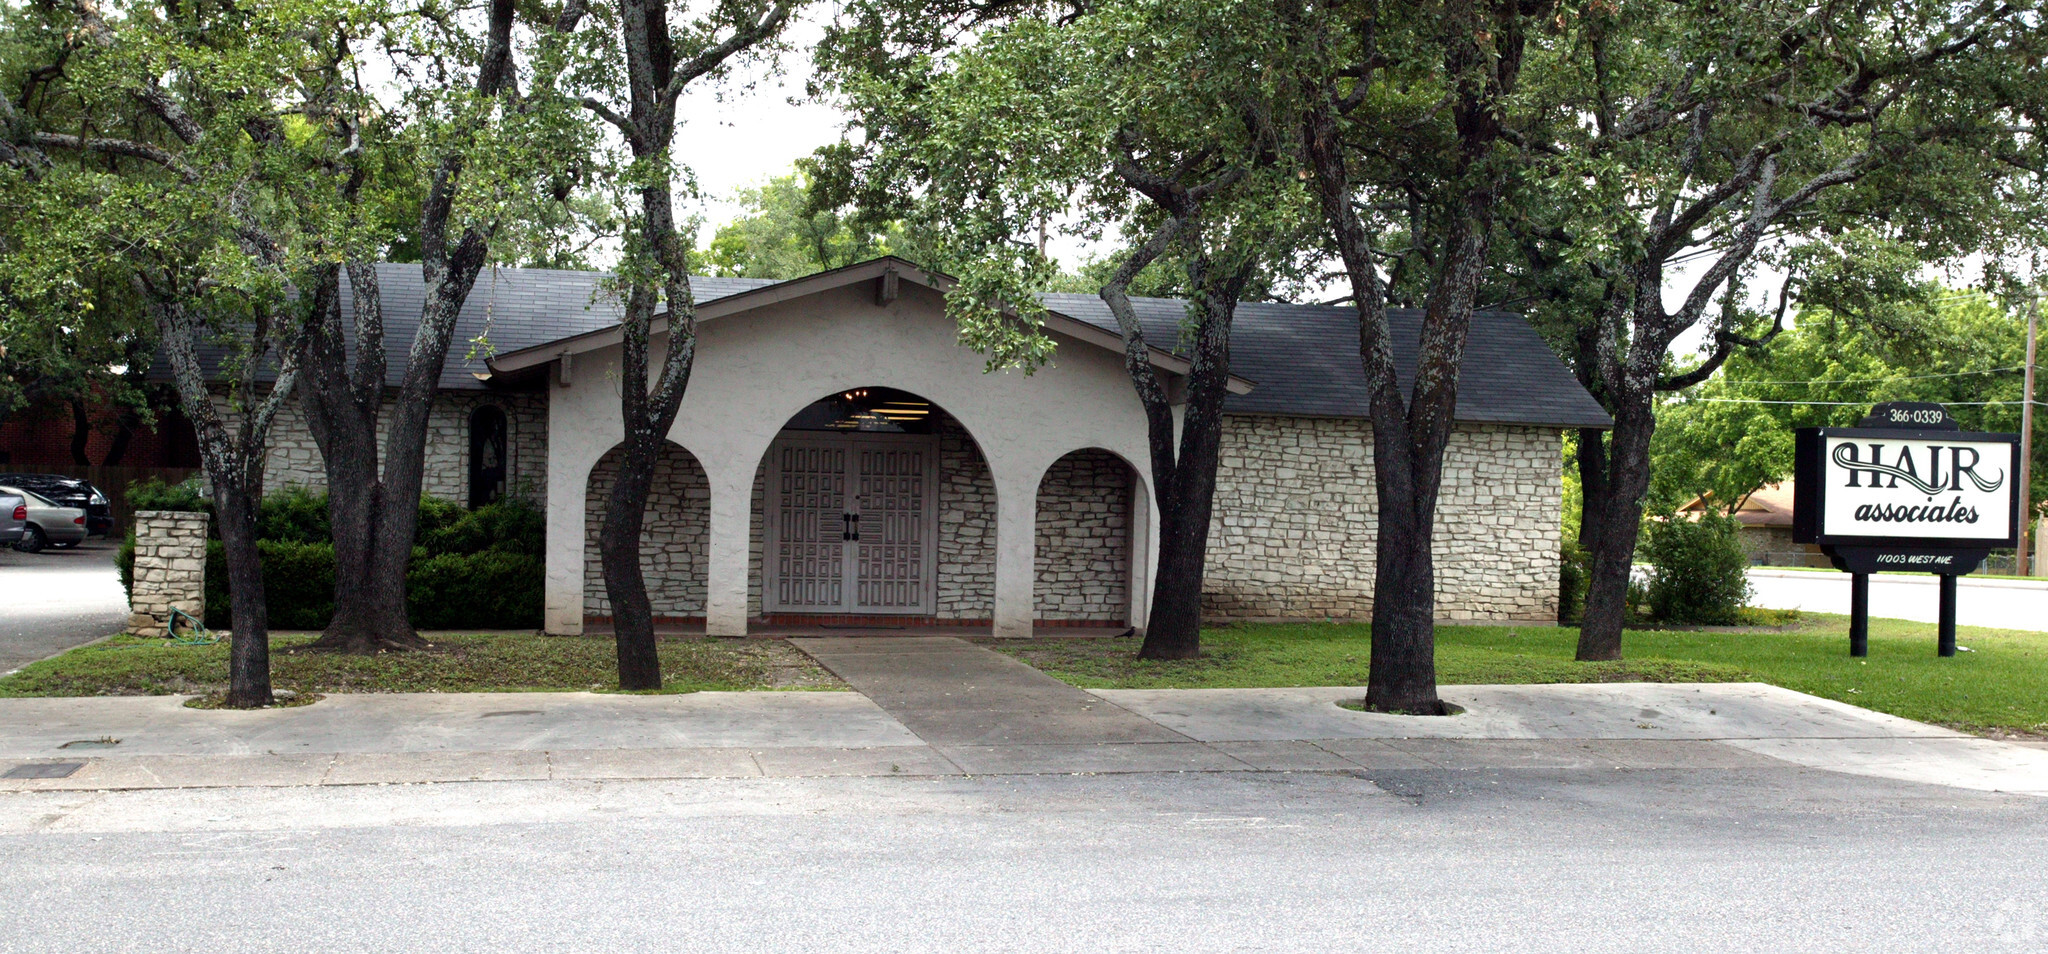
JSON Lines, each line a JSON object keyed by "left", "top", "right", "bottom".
{"left": 842, "top": 512, "right": 860, "bottom": 542}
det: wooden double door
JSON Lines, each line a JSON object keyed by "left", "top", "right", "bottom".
{"left": 765, "top": 435, "right": 938, "bottom": 615}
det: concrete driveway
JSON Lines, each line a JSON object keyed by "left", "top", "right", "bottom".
{"left": 1749, "top": 567, "right": 2048, "bottom": 631}
{"left": 0, "top": 538, "right": 128, "bottom": 673}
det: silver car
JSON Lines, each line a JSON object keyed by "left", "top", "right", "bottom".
{"left": 0, "top": 485, "right": 88, "bottom": 553}
{"left": 0, "top": 492, "right": 23, "bottom": 548}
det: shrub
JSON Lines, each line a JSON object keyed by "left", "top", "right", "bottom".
{"left": 407, "top": 551, "right": 546, "bottom": 629}
{"left": 126, "top": 476, "right": 209, "bottom": 514}
{"left": 1643, "top": 511, "right": 1753, "bottom": 625}
{"left": 161, "top": 488, "right": 544, "bottom": 632}
{"left": 1557, "top": 540, "right": 1589, "bottom": 624}
{"left": 258, "top": 486, "right": 331, "bottom": 544}
{"left": 256, "top": 540, "right": 338, "bottom": 629}
{"left": 417, "top": 497, "right": 545, "bottom": 557}
{"left": 413, "top": 495, "right": 470, "bottom": 549}
{"left": 115, "top": 534, "right": 136, "bottom": 599}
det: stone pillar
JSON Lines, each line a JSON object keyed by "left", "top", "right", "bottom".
{"left": 128, "top": 510, "right": 210, "bottom": 637}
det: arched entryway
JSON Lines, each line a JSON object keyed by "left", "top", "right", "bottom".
{"left": 584, "top": 441, "right": 708, "bottom": 624}
{"left": 750, "top": 386, "right": 998, "bottom": 624}
{"left": 1034, "top": 448, "right": 1137, "bottom": 626}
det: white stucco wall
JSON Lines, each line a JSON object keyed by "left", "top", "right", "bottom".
{"left": 542, "top": 279, "right": 1160, "bottom": 637}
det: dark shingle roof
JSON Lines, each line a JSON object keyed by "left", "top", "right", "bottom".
{"left": 174, "top": 262, "right": 1609, "bottom": 428}
{"left": 171, "top": 264, "right": 777, "bottom": 392}
{"left": 342, "top": 264, "right": 778, "bottom": 390}
{"left": 1039, "top": 294, "right": 1611, "bottom": 428}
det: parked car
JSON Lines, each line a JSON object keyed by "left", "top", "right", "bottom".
{"left": 0, "top": 473, "right": 112, "bottom": 537}
{"left": 0, "top": 485, "right": 89, "bottom": 553}
{"left": 0, "top": 492, "right": 24, "bottom": 548}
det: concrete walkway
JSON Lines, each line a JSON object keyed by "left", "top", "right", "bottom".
{"left": 3, "top": 638, "right": 2047, "bottom": 797}
{"left": 789, "top": 637, "right": 1184, "bottom": 746}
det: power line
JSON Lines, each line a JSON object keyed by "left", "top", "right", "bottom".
{"left": 1723, "top": 366, "right": 2024, "bottom": 386}
{"left": 1688, "top": 398, "right": 2048, "bottom": 407}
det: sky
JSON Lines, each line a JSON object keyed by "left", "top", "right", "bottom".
{"left": 668, "top": 15, "right": 1104, "bottom": 271}
{"left": 667, "top": 16, "right": 2028, "bottom": 370}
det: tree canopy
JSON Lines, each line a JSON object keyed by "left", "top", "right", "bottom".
{"left": 704, "top": 169, "right": 919, "bottom": 279}
{"left": 1654, "top": 289, "right": 2046, "bottom": 515}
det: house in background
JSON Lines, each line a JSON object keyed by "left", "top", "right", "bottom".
{"left": 182, "top": 257, "right": 1611, "bottom": 637}
{"left": 1677, "top": 481, "right": 1827, "bottom": 567}
{"left": 0, "top": 385, "right": 202, "bottom": 532}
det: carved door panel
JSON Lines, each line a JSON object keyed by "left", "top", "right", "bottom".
{"left": 766, "top": 436, "right": 935, "bottom": 614}
{"left": 769, "top": 443, "right": 847, "bottom": 610}
{"left": 852, "top": 444, "right": 932, "bottom": 612}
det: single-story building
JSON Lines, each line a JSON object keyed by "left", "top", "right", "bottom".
{"left": 1677, "top": 482, "right": 1827, "bottom": 567}
{"left": 228, "top": 257, "right": 1610, "bottom": 637}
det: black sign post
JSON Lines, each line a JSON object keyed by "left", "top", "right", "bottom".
{"left": 1793, "top": 402, "right": 2021, "bottom": 657}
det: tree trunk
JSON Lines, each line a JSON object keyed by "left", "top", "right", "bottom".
{"left": 1138, "top": 377, "right": 1229, "bottom": 660}
{"left": 70, "top": 398, "right": 92, "bottom": 465}
{"left": 1576, "top": 393, "right": 1654, "bottom": 660}
{"left": 150, "top": 295, "right": 296, "bottom": 709}
{"left": 213, "top": 478, "right": 273, "bottom": 707}
{"left": 1575, "top": 426, "right": 1608, "bottom": 549}
{"left": 101, "top": 410, "right": 136, "bottom": 466}
{"left": 601, "top": 413, "right": 664, "bottom": 689}
{"left": 1300, "top": 63, "right": 1502, "bottom": 714}
{"left": 1367, "top": 488, "right": 1441, "bottom": 712}
{"left": 591, "top": 0, "right": 791, "bottom": 691}
{"left": 298, "top": 0, "right": 535, "bottom": 653}
{"left": 1356, "top": 217, "right": 1485, "bottom": 716}
{"left": 296, "top": 263, "right": 431, "bottom": 653}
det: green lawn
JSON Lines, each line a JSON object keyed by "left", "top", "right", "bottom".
{"left": 981, "top": 614, "right": 2048, "bottom": 737}
{"left": 0, "top": 633, "right": 844, "bottom": 698}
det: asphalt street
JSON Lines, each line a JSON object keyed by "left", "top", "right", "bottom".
{"left": 0, "top": 538, "right": 126, "bottom": 673}
{"left": 3, "top": 767, "right": 2044, "bottom": 952}
{"left": 1748, "top": 568, "right": 2048, "bottom": 632}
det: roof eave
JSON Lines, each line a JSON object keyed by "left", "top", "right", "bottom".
{"left": 483, "top": 256, "right": 1255, "bottom": 395}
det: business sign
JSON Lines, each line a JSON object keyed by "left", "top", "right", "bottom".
{"left": 1792, "top": 402, "right": 2012, "bottom": 656}
{"left": 1794, "top": 405, "right": 2022, "bottom": 551}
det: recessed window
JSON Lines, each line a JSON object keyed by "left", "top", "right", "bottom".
{"left": 469, "top": 406, "right": 508, "bottom": 507}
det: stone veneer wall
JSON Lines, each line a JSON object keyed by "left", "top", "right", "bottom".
{"left": 933, "top": 416, "right": 996, "bottom": 618}
{"left": 583, "top": 442, "right": 708, "bottom": 617}
{"left": 241, "top": 390, "right": 548, "bottom": 504}
{"left": 1204, "top": 416, "right": 1562, "bottom": 622}
{"left": 127, "top": 510, "right": 210, "bottom": 637}
{"left": 1034, "top": 449, "right": 1132, "bottom": 621}
{"left": 567, "top": 410, "right": 1560, "bottom": 625}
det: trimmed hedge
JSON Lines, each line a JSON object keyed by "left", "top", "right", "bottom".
{"left": 118, "top": 483, "right": 543, "bottom": 631}
{"left": 408, "top": 551, "right": 546, "bottom": 629}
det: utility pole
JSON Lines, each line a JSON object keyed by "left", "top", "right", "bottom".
{"left": 2022, "top": 294, "right": 2039, "bottom": 576}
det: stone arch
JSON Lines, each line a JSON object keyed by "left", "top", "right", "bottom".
{"left": 583, "top": 440, "right": 709, "bottom": 621}
{"left": 747, "top": 386, "right": 1000, "bottom": 621}
{"left": 1033, "top": 447, "right": 1138, "bottom": 624}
